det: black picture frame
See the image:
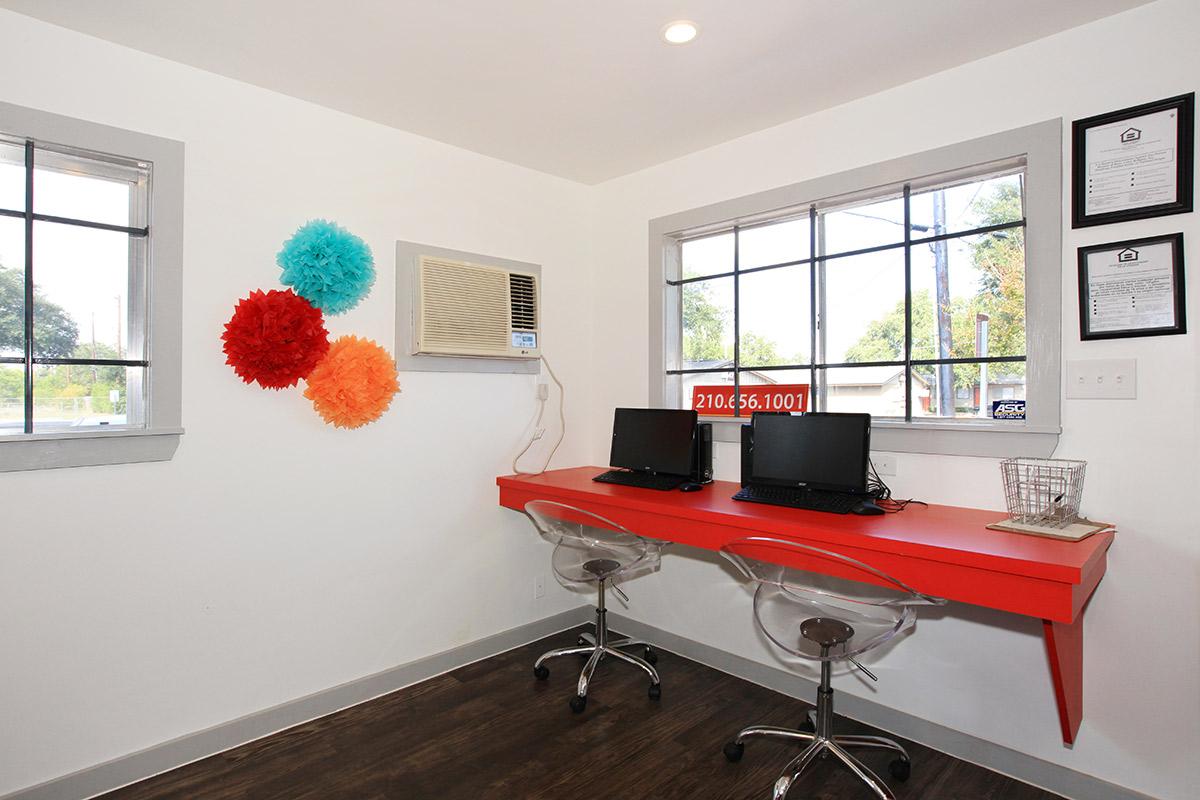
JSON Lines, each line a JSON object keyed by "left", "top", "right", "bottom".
{"left": 1077, "top": 232, "right": 1186, "bottom": 341}
{"left": 1072, "top": 93, "right": 1194, "bottom": 228}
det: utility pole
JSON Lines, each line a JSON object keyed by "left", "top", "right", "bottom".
{"left": 976, "top": 313, "right": 989, "bottom": 418}
{"left": 90, "top": 312, "right": 98, "bottom": 383}
{"left": 932, "top": 191, "right": 954, "bottom": 416}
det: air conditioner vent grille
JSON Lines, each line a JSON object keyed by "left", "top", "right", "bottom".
{"left": 420, "top": 258, "right": 509, "bottom": 352}
{"left": 413, "top": 255, "right": 540, "bottom": 359}
{"left": 509, "top": 273, "right": 537, "bottom": 331}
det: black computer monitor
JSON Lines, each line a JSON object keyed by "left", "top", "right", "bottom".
{"left": 750, "top": 412, "right": 871, "bottom": 493}
{"left": 609, "top": 408, "right": 697, "bottom": 477}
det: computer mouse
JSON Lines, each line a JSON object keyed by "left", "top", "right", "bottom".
{"left": 679, "top": 482, "right": 704, "bottom": 493}
{"left": 852, "top": 500, "right": 885, "bottom": 515}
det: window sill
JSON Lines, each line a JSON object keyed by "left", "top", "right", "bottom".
{"left": 0, "top": 427, "right": 183, "bottom": 472}
{"left": 705, "top": 417, "right": 1058, "bottom": 458}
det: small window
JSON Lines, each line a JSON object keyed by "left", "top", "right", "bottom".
{"left": 0, "top": 137, "right": 150, "bottom": 435}
{"left": 1, "top": 101, "right": 183, "bottom": 471}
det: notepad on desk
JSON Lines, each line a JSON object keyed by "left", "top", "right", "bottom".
{"left": 986, "top": 517, "right": 1115, "bottom": 542}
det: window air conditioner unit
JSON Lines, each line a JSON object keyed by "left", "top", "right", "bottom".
{"left": 412, "top": 255, "right": 541, "bottom": 359}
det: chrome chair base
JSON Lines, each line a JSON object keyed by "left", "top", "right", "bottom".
{"left": 726, "top": 726, "right": 909, "bottom": 800}
{"left": 532, "top": 578, "right": 661, "bottom": 712}
{"left": 724, "top": 672, "right": 911, "bottom": 799}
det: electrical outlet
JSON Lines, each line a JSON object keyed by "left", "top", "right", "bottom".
{"left": 872, "top": 453, "right": 897, "bottom": 477}
{"left": 533, "top": 575, "right": 546, "bottom": 600}
{"left": 1066, "top": 358, "right": 1136, "bottom": 399}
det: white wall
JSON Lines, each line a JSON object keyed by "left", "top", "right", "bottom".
{"left": 0, "top": 10, "right": 591, "bottom": 795}
{"left": 587, "top": 2, "right": 1199, "bottom": 799}
{"left": 2, "top": 3, "right": 1198, "bottom": 799}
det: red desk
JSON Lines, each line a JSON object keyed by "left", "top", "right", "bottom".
{"left": 497, "top": 467, "right": 1114, "bottom": 746}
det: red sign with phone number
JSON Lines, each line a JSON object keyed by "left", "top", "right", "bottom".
{"left": 691, "top": 384, "right": 810, "bottom": 416}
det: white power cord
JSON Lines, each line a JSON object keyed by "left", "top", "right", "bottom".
{"left": 512, "top": 354, "right": 565, "bottom": 475}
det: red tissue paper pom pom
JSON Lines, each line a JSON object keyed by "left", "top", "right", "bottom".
{"left": 303, "top": 335, "right": 400, "bottom": 429}
{"left": 222, "top": 289, "right": 330, "bottom": 390}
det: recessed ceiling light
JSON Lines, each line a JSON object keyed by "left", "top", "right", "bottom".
{"left": 661, "top": 20, "right": 699, "bottom": 45}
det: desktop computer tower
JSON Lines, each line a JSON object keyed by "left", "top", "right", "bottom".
{"left": 691, "top": 422, "right": 713, "bottom": 483}
{"left": 740, "top": 423, "right": 752, "bottom": 486}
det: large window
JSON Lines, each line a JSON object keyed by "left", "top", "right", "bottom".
{"left": 0, "top": 102, "right": 183, "bottom": 471}
{"left": 0, "top": 137, "right": 150, "bottom": 435}
{"left": 649, "top": 122, "right": 1062, "bottom": 457}
{"left": 672, "top": 165, "right": 1027, "bottom": 421}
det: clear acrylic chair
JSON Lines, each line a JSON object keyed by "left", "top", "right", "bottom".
{"left": 524, "top": 500, "right": 664, "bottom": 713}
{"left": 720, "top": 536, "right": 945, "bottom": 800}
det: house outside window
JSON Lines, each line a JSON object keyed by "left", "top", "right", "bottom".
{"left": 648, "top": 121, "right": 1062, "bottom": 458}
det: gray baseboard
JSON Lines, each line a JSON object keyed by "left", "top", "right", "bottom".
{"left": 5, "top": 606, "right": 1152, "bottom": 800}
{"left": 606, "top": 613, "right": 1155, "bottom": 800}
{"left": 2, "top": 606, "right": 593, "bottom": 800}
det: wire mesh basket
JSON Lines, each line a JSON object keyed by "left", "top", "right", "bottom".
{"left": 999, "top": 458, "right": 1086, "bottom": 528}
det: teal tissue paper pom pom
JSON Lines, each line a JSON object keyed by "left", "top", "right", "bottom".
{"left": 277, "top": 219, "right": 375, "bottom": 315}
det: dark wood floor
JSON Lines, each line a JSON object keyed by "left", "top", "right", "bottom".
{"left": 98, "top": 626, "right": 1064, "bottom": 800}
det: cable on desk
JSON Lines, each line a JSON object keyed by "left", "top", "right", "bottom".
{"left": 867, "top": 458, "right": 927, "bottom": 514}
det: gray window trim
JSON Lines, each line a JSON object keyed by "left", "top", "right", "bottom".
{"left": 648, "top": 119, "right": 1062, "bottom": 458}
{"left": 0, "top": 102, "right": 184, "bottom": 471}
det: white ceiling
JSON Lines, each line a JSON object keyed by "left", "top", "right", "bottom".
{"left": 1, "top": 0, "right": 1153, "bottom": 184}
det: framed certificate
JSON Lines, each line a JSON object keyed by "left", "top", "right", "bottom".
{"left": 1072, "top": 93, "right": 1194, "bottom": 228}
{"left": 1077, "top": 233, "right": 1186, "bottom": 340}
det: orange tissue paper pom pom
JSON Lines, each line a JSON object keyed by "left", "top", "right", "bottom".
{"left": 303, "top": 335, "right": 400, "bottom": 428}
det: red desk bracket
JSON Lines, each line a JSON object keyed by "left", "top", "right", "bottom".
{"left": 1044, "top": 615, "right": 1084, "bottom": 745}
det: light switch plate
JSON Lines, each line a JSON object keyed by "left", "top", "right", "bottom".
{"left": 1066, "top": 358, "right": 1136, "bottom": 399}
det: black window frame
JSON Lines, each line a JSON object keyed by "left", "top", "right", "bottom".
{"left": 0, "top": 137, "right": 150, "bottom": 435}
{"left": 666, "top": 169, "right": 1029, "bottom": 421}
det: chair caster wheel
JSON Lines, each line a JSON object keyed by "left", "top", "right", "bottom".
{"left": 569, "top": 695, "right": 587, "bottom": 713}
{"left": 799, "top": 717, "right": 816, "bottom": 733}
{"left": 644, "top": 647, "right": 658, "bottom": 665}
{"left": 533, "top": 665, "right": 549, "bottom": 681}
{"left": 888, "top": 757, "right": 911, "bottom": 781}
{"left": 648, "top": 683, "right": 661, "bottom": 700}
{"left": 723, "top": 741, "right": 744, "bottom": 762}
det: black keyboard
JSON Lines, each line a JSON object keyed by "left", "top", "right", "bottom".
{"left": 593, "top": 470, "right": 687, "bottom": 491}
{"left": 733, "top": 484, "right": 863, "bottom": 514}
